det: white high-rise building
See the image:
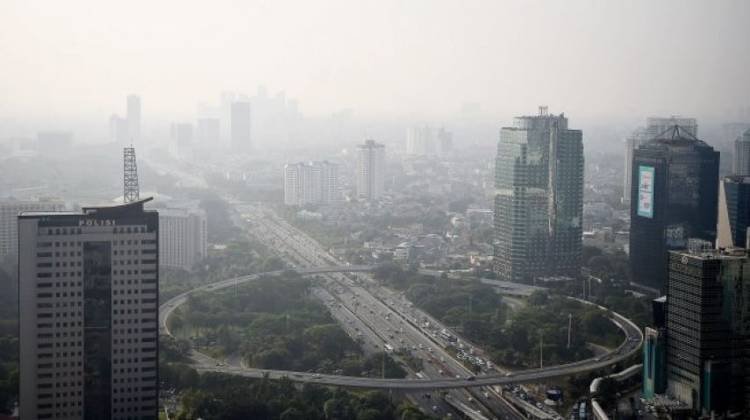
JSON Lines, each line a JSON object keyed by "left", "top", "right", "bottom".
{"left": 231, "top": 101, "right": 251, "bottom": 152}
{"left": 18, "top": 198, "right": 159, "bottom": 419}
{"left": 0, "top": 199, "right": 64, "bottom": 259}
{"left": 733, "top": 129, "right": 750, "bottom": 176}
{"left": 356, "top": 139, "right": 386, "bottom": 201}
{"left": 283, "top": 161, "right": 339, "bottom": 206}
{"left": 319, "top": 161, "right": 339, "bottom": 204}
{"left": 406, "top": 126, "right": 434, "bottom": 156}
{"left": 169, "top": 122, "right": 194, "bottom": 158}
{"left": 158, "top": 207, "right": 207, "bottom": 271}
{"left": 196, "top": 118, "right": 220, "bottom": 145}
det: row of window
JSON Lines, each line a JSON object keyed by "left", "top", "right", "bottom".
{"left": 42, "top": 226, "right": 150, "bottom": 236}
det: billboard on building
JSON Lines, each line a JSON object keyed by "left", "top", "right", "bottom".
{"left": 637, "top": 165, "right": 655, "bottom": 218}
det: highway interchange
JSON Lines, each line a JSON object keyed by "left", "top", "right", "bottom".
{"left": 159, "top": 202, "right": 643, "bottom": 420}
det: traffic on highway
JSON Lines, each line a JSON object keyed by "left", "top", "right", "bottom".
{"left": 159, "top": 202, "right": 643, "bottom": 420}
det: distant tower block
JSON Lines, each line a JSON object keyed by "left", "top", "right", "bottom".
{"left": 123, "top": 146, "right": 140, "bottom": 203}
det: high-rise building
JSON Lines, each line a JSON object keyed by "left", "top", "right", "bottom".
{"left": 230, "top": 101, "right": 251, "bottom": 152}
{"left": 645, "top": 116, "right": 698, "bottom": 139}
{"left": 356, "top": 140, "right": 386, "bottom": 201}
{"left": 319, "top": 161, "right": 340, "bottom": 205}
{"left": 170, "top": 122, "right": 194, "bottom": 158}
{"left": 643, "top": 296, "right": 667, "bottom": 399}
{"left": 159, "top": 207, "right": 207, "bottom": 271}
{"left": 406, "top": 126, "right": 434, "bottom": 156}
{"left": 717, "top": 176, "right": 750, "bottom": 249}
{"left": 126, "top": 95, "right": 141, "bottom": 143}
{"left": 663, "top": 247, "right": 750, "bottom": 415}
{"left": 629, "top": 126, "right": 719, "bottom": 288}
{"left": 493, "top": 107, "right": 584, "bottom": 283}
{"left": 283, "top": 161, "right": 340, "bottom": 206}
{"left": 109, "top": 115, "right": 128, "bottom": 144}
{"left": 195, "top": 118, "right": 220, "bottom": 145}
{"left": 623, "top": 127, "right": 649, "bottom": 204}
{"left": 625, "top": 117, "right": 698, "bottom": 205}
{"left": 437, "top": 127, "right": 453, "bottom": 155}
{"left": 733, "top": 129, "right": 750, "bottom": 176}
{"left": 643, "top": 326, "right": 667, "bottom": 398}
{"left": 0, "top": 199, "right": 64, "bottom": 259}
{"left": 18, "top": 198, "right": 159, "bottom": 419}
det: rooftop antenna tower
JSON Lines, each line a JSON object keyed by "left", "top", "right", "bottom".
{"left": 123, "top": 145, "right": 140, "bottom": 203}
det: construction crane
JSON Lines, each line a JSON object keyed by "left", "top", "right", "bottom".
{"left": 123, "top": 145, "right": 140, "bottom": 203}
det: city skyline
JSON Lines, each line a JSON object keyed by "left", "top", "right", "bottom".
{"left": 1, "top": 1, "right": 749, "bottom": 123}
{"left": 4, "top": 2, "right": 750, "bottom": 419}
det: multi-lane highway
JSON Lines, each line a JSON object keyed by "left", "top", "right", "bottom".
{"left": 160, "top": 266, "right": 643, "bottom": 392}
{"left": 160, "top": 202, "right": 643, "bottom": 420}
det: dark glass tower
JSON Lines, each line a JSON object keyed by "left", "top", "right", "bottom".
{"left": 717, "top": 176, "right": 750, "bottom": 249}
{"left": 629, "top": 126, "right": 719, "bottom": 289}
{"left": 665, "top": 249, "right": 750, "bottom": 415}
{"left": 493, "top": 107, "right": 584, "bottom": 283}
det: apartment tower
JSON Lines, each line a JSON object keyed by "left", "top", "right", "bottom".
{"left": 18, "top": 198, "right": 159, "bottom": 419}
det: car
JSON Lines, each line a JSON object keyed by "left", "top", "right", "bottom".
{"left": 467, "top": 376, "right": 476, "bottom": 381}
{"left": 504, "top": 372, "right": 513, "bottom": 377}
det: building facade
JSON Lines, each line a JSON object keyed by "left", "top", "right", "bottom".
{"left": 0, "top": 199, "right": 64, "bottom": 259}
{"left": 283, "top": 161, "right": 340, "bottom": 206}
{"left": 230, "top": 101, "right": 251, "bottom": 152}
{"left": 406, "top": 125, "right": 434, "bottom": 156}
{"left": 196, "top": 118, "right": 220, "bottom": 145}
{"left": 356, "top": 140, "right": 386, "bottom": 201}
{"left": 629, "top": 125, "right": 719, "bottom": 289}
{"left": 18, "top": 199, "right": 159, "bottom": 419}
{"left": 717, "top": 176, "right": 750, "bottom": 249}
{"left": 623, "top": 127, "right": 649, "bottom": 204}
{"left": 158, "top": 207, "right": 207, "bottom": 271}
{"left": 664, "top": 248, "right": 750, "bottom": 415}
{"left": 733, "top": 129, "right": 750, "bottom": 176}
{"left": 493, "top": 107, "right": 584, "bottom": 283}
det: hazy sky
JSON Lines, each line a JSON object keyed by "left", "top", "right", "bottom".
{"left": 1, "top": 0, "right": 749, "bottom": 122}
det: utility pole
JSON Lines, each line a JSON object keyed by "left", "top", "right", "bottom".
{"left": 581, "top": 279, "right": 586, "bottom": 300}
{"left": 539, "top": 330, "right": 544, "bottom": 369}
{"left": 382, "top": 352, "right": 386, "bottom": 379}
{"left": 567, "top": 313, "right": 572, "bottom": 349}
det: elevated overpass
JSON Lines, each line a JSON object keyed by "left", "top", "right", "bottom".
{"left": 160, "top": 266, "right": 643, "bottom": 391}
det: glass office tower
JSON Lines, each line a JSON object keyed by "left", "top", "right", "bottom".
{"left": 493, "top": 107, "right": 584, "bottom": 283}
{"left": 629, "top": 126, "right": 719, "bottom": 289}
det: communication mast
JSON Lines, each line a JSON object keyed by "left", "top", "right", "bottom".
{"left": 123, "top": 145, "right": 140, "bottom": 203}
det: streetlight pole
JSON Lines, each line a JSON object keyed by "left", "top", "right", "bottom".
{"left": 539, "top": 330, "right": 544, "bottom": 369}
{"left": 567, "top": 313, "right": 572, "bottom": 349}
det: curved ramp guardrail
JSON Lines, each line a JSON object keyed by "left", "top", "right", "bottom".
{"left": 160, "top": 266, "right": 644, "bottom": 390}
